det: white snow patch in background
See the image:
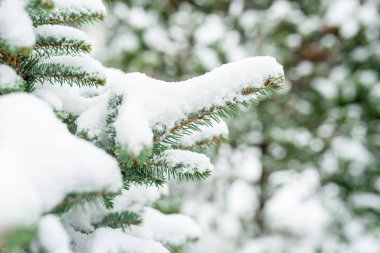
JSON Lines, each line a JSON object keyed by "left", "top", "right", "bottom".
{"left": 216, "top": 145, "right": 263, "bottom": 182}
{"left": 144, "top": 26, "right": 178, "bottom": 55}
{"left": 195, "top": 15, "right": 226, "bottom": 45}
{"left": 350, "top": 192, "right": 380, "bottom": 211}
{"left": 227, "top": 180, "right": 258, "bottom": 216}
{"left": 332, "top": 137, "right": 372, "bottom": 164}
{"left": 266, "top": 169, "right": 330, "bottom": 235}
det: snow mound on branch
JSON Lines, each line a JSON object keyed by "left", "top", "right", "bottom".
{"left": 84, "top": 228, "right": 169, "bottom": 253}
{"left": 36, "top": 24, "right": 91, "bottom": 43}
{"left": 0, "top": 0, "right": 35, "bottom": 49}
{"left": 157, "top": 150, "right": 214, "bottom": 174}
{"left": 0, "top": 64, "right": 23, "bottom": 89}
{"left": 61, "top": 185, "right": 167, "bottom": 232}
{"left": 0, "top": 94, "right": 122, "bottom": 232}
{"left": 38, "top": 215, "right": 72, "bottom": 253}
{"left": 109, "top": 56, "right": 283, "bottom": 154}
{"left": 34, "top": 57, "right": 283, "bottom": 156}
{"left": 41, "top": 56, "right": 105, "bottom": 79}
{"left": 132, "top": 208, "right": 202, "bottom": 247}
{"left": 113, "top": 185, "right": 167, "bottom": 212}
{"left": 52, "top": 0, "right": 106, "bottom": 15}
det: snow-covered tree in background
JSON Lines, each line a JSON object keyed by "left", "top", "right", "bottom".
{"left": 92, "top": 0, "right": 380, "bottom": 252}
{"left": 0, "top": 0, "right": 285, "bottom": 252}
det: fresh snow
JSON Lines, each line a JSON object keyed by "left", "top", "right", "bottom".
{"left": 0, "top": 0, "right": 287, "bottom": 252}
{"left": 61, "top": 186, "right": 167, "bottom": 232}
{"left": 34, "top": 84, "right": 105, "bottom": 116}
{"left": 34, "top": 57, "right": 283, "bottom": 154}
{"left": 60, "top": 185, "right": 200, "bottom": 251}
{"left": 40, "top": 56, "right": 105, "bottom": 79}
{"left": 0, "top": 0, "right": 35, "bottom": 49}
{"left": 132, "top": 207, "right": 202, "bottom": 247}
{"left": 0, "top": 94, "right": 122, "bottom": 232}
{"left": 157, "top": 150, "right": 214, "bottom": 174}
{"left": 112, "top": 185, "right": 167, "bottom": 212}
{"left": 38, "top": 215, "right": 73, "bottom": 253}
{"left": 109, "top": 56, "right": 283, "bottom": 154}
{"left": 36, "top": 24, "right": 92, "bottom": 44}
{"left": 52, "top": 0, "right": 106, "bottom": 15}
{"left": 84, "top": 228, "right": 169, "bottom": 253}
{"left": 0, "top": 64, "right": 22, "bottom": 89}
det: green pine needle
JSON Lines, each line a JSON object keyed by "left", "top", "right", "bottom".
{"left": 94, "top": 211, "right": 143, "bottom": 231}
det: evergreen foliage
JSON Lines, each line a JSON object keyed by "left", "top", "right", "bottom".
{"left": 0, "top": 0, "right": 284, "bottom": 252}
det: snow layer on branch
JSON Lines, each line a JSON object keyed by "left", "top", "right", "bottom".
{"left": 0, "top": 0, "right": 35, "bottom": 49}
{"left": 41, "top": 56, "right": 105, "bottom": 79}
{"left": 35, "top": 57, "right": 282, "bottom": 155}
{"left": 52, "top": 0, "right": 106, "bottom": 15}
{"left": 113, "top": 185, "right": 167, "bottom": 212}
{"left": 109, "top": 56, "right": 283, "bottom": 154}
{"left": 131, "top": 208, "right": 201, "bottom": 247}
{"left": 180, "top": 120, "right": 229, "bottom": 148}
{"left": 0, "top": 64, "right": 23, "bottom": 89}
{"left": 62, "top": 186, "right": 167, "bottom": 232}
{"left": 38, "top": 215, "right": 72, "bottom": 253}
{"left": 33, "top": 83, "right": 110, "bottom": 141}
{"left": 157, "top": 150, "right": 214, "bottom": 173}
{"left": 36, "top": 24, "right": 91, "bottom": 43}
{"left": 0, "top": 94, "right": 122, "bottom": 232}
{"left": 34, "top": 84, "right": 105, "bottom": 115}
{"left": 84, "top": 228, "right": 169, "bottom": 253}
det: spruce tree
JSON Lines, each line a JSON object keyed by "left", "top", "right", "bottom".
{"left": 0, "top": 0, "right": 284, "bottom": 252}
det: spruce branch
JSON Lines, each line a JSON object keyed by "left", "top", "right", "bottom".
{"left": 51, "top": 192, "right": 109, "bottom": 215}
{"left": 120, "top": 149, "right": 213, "bottom": 184}
{"left": 93, "top": 211, "right": 143, "bottom": 231}
{"left": 130, "top": 163, "right": 212, "bottom": 182}
{"left": 122, "top": 166, "right": 167, "bottom": 188}
{"left": 0, "top": 40, "right": 32, "bottom": 58}
{"left": 0, "top": 86, "right": 24, "bottom": 95}
{"left": 34, "top": 37, "right": 92, "bottom": 57}
{"left": 105, "top": 95, "right": 124, "bottom": 153}
{"left": 29, "top": 60, "right": 106, "bottom": 89}
{"left": 153, "top": 75, "right": 285, "bottom": 151}
{"left": 177, "top": 135, "right": 227, "bottom": 152}
{"left": 0, "top": 46, "right": 29, "bottom": 71}
{"left": 55, "top": 110, "right": 79, "bottom": 134}
{"left": 27, "top": 0, "right": 54, "bottom": 10}
{"left": 29, "top": 8, "right": 105, "bottom": 27}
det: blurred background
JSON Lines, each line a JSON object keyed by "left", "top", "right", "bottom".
{"left": 89, "top": 0, "right": 380, "bottom": 252}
